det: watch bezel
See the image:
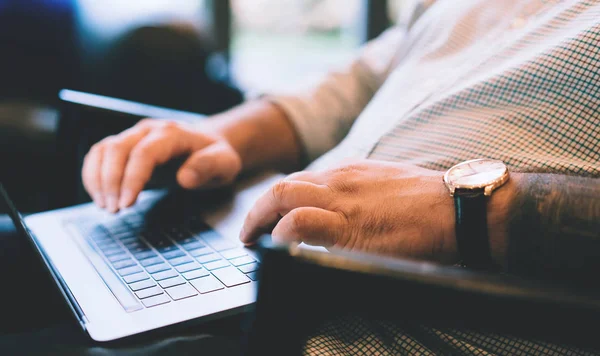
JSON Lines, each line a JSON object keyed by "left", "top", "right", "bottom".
{"left": 443, "top": 159, "right": 509, "bottom": 197}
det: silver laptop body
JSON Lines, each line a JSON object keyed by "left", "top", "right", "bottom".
{"left": 16, "top": 174, "right": 281, "bottom": 342}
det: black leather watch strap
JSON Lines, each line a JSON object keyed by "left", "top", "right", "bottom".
{"left": 453, "top": 188, "right": 495, "bottom": 270}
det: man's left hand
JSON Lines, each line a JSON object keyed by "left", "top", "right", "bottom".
{"left": 240, "top": 160, "right": 459, "bottom": 264}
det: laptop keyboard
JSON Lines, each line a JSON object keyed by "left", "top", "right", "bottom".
{"left": 74, "top": 211, "right": 259, "bottom": 311}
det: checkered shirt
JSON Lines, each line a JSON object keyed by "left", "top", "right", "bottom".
{"left": 270, "top": 0, "right": 600, "bottom": 354}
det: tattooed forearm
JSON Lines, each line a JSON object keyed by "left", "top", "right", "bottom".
{"left": 506, "top": 174, "right": 600, "bottom": 287}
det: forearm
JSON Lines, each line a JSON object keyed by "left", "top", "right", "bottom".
{"left": 205, "top": 99, "right": 304, "bottom": 173}
{"left": 489, "top": 173, "right": 600, "bottom": 285}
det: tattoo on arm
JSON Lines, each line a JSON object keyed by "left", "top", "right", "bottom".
{"left": 506, "top": 174, "right": 600, "bottom": 286}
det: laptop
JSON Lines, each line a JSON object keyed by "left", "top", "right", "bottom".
{"left": 1, "top": 171, "right": 283, "bottom": 342}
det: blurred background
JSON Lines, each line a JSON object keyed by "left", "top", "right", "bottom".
{"left": 0, "top": 0, "right": 410, "bottom": 213}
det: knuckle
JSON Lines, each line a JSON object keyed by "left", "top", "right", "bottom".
{"left": 156, "top": 121, "right": 180, "bottom": 134}
{"left": 284, "top": 171, "right": 310, "bottom": 182}
{"left": 331, "top": 178, "right": 358, "bottom": 194}
{"left": 89, "top": 142, "right": 104, "bottom": 154}
{"left": 130, "top": 143, "right": 153, "bottom": 160}
{"left": 333, "top": 164, "right": 365, "bottom": 176}
{"left": 271, "top": 180, "right": 292, "bottom": 202}
{"left": 137, "top": 118, "right": 156, "bottom": 128}
{"left": 103, "top": 137, "right": 124, "bottom": 152}
{"left": 287, "top": 210, "right": 306, "bottom": 234}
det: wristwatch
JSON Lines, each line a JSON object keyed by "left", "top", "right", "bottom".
{"left": 443, "top": 159, "right": 510, "bottom": 270}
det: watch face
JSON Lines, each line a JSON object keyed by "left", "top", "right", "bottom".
{"left": 446, "top": 159, "right": 507, "bottom": 187}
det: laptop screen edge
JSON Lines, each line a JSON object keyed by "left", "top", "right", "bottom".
{"left": 0, "top": 183, "right": 88, "bottom": 330}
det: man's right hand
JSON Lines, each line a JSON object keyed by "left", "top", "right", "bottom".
{"left": 82, "top": 119, "right": 242, "bottom": 213}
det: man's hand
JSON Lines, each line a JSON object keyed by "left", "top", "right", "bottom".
{"left": 240, "top": 160, "right": 460, "bottom": 264}
{"left": 82, "top": 119, "right": 242, "bottom": 213}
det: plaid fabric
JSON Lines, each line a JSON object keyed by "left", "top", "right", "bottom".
{"left": 303, "top": 0, "right": 600, "bottom": 354}
{"left": 303, "top": 316, "right": 598, "bottom": 356}
{"left": 367, "top": 0, "right": 600, "bottom": 176}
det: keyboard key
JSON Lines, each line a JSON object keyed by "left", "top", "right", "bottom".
{"left": 91, "top": 235, "right": 113, "bottom": 244}
{"left": 176, "top": 262, "right": 202, "bottom": 273}
{"left": 146, "top": 263, "right": 170, "bottom": 274}
{"left": 199, "top": 231, "right": 236, "bottom": 251}
{"left": 203, "top": 259, "right": 230, "bottom": 271}
{"left": 112, "top": 259, "right": 137, "bottom": 269}
{"left": 182, "top": 268, "right": 210, "bottom": 280}
{"left": 156, "top": 245, "right": 180, "bottom": 254}
{"left": 96, "top": 241, "right": 119, "bottom": 250}
{"left": 135, "top": 286, "right": 163, "bottom": 299}
{"left": 230, "top": 255, "right": 255, "bottom": 267}
{"left": 117, "top": 265, "right": 143, "bottom": 276}
{"left": 238, "top": 262, "right": 259, "bottom": 274}
{"left": 165, "top": 284, "right": 198, "bottom": 300}
{"left": 142, "top": 294, "right": 171, "bottom": 308}
{"left": 152, "top": 269, "right": 178, "bottom": 281}
{"left": 246, "top": 272, "right": 259, "bottom": 281}
{"left": 123, "top": 272, "right": 149, "bottom": 284}
{"left": 133, "top": 251, "right": 157, "bottom": 260}
{"left": 89, "top": 228, "right": 109, "bottom": 240}
{"left": 181, "top": 241, "right": 205, "bottom": 251}
{"left": 102, "top": 247, "right": 125, "bottom": 257}
{"left": 212, "top": 266, "right": 250, "bottom": 287}
{"left": 195, "top": 253, "right": 220, "bottom": 264}
{"left": 168, "top": 230, "right": 193, "bottom": 242}
{"left": 129, "top": 279, "right": 157, "bottom": 291}
{"left": 197, "top": 230, "right": 221, "bottom": 241}
{"left": 161, "top": 249, "right": 185, "bottom": 260}
{"left": 190, "top": 275, "right": 224, "bottom": 294}
{"left": 178, "top": 236, "right": 199, "bottom": 245}
{"left": 119, "top": 236, "right": 140, "bottom": 244}
{"left": 126, "top": 248, "right": 152, "bottom": 258}
{"left": 140, "top": 256, "right": 163, "bottom": 267}
{"left": 111, "top": 231, "right": 136, "bottom": 240}
{"left": 168, "top": 256, "right": 193, "bottom": 266}
{"left": 220, "top": 249, "right": 247, "bottom": 260}
{"left": 158, "top": 276, "right": 186, "bottom": 289}
{"left": 124, "top": 241, "right": 149, "bottom": 250}
{"left": 107, "top": 253, "right": 131, "bottom": 263}
{"left": 106, "top": 224, "right": 130, "bottom": 235}
{"left": 188, "top": 247, "right": 212, "bottom": 257}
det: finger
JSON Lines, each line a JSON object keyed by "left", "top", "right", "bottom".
{"left": 82, "top": 144, "right": 105, "bottom": 208}
{"left": 240, "top": 180, "right": 332, "bottom": 244}
{"left": 282, "top": 171, "right": 323, "bottom": 184}
{"left": 176, "top": 142, "right": 242, "bottom": 189}
{"left": 118, "top": 130, "right": 197, "bottom": 209}
{"left": 271, "top": 207, "right": 345, "bottom": 247}
{"left": 100, "top": 129, "right": 151, "bottom": 213}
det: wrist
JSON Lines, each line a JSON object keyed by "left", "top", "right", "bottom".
{"left": 487, "top": 172, "right": 521, "bottom": 270}
{"left": 206, "top": 100, "right": 303, "bottom": 173}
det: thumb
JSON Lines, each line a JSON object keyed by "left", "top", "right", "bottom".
{"left": 176, "top": 142, "right": 242, "bottom": 189}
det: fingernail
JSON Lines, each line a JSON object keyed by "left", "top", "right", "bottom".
{"left": 93, "top": 193, "right": 105, "bottom": 208}
{"left": 239, "top": 227, "right": 246, "bottom": 242}
{"left": 119, "top": 190, "right": 135, "bottom": 209}
{"left": 106, "top": 195, "right": 118, "bottom": 213}
{"left": 178, "top": 169, "right": 202, "bottom": 186}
